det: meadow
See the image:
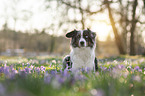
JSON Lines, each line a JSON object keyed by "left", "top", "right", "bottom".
{"left": 0, "top": 56, "right": 144, "bottom": 96}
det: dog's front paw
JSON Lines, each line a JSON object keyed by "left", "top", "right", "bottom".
{"left": 62, "top": 55, "right": 72, "bottom": 70}
{"left": 95, "top": 57, "right": 98, "bottom": 71}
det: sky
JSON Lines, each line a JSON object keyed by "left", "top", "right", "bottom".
{"left": 0, "top": 0, "right": 52, "bottom": 31}
{"left": 0, "top": 0, "right": 125, "bottom": 41}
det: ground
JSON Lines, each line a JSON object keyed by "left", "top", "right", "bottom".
{"left": 0, "top": 55, "right": 145, "bottom": 96}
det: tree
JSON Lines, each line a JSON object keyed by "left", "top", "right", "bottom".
{"left": 104, "top": 0, "right": 126, "bottom": 54}
{"left": 118, "top": 0, "right": 130, "bottom": 53}
{"left": 129, "top": 0, "right": 138, "bottom": 55}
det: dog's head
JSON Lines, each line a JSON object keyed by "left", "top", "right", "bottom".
{"left": 66, "top": 29, "right": 96, "bottom": 48}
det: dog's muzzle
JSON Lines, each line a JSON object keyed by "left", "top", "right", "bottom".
{"left": 79, "top": 39, "right": 86, "bottom": 47}
{"left": 80, "top": 41, "right": 85, "bottom": 47}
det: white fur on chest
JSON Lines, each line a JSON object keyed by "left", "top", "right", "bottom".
{"left": 70, "top": 47, "right": 95, "bottom": 70}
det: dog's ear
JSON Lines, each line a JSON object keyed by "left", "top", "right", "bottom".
{"left": 66, "top": 29, "right": 77, "bottom": 38}
{"left": 87, "top": 29, "right": 96, "bottom": 38}
{"left": 91, "top": 32, "right": 96, "bottom": 38}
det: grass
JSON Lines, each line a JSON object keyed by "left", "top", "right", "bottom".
{"left": 0, "top": 56, "right": 145, "bottom": 96}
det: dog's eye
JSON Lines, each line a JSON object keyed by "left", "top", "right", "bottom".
{"left": 85, "top": 36, "right": 88, "bottom": 38}
{"left": 77, "top": 35, "right": 80, "bottom": 38}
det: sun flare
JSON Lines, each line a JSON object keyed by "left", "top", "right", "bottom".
{"left": 91, "top": 21, "right": 112, "bottom": 41}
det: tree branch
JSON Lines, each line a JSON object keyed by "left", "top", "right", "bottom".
{"left": 60, "top": 0, "right": 104, "bottom": 15}
{"left": 137, "top": 20, "right": 145, "bottom": 24}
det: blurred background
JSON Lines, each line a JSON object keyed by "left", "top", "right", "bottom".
{"left": 0, "top": 0, "right": 144, "bottom": 57}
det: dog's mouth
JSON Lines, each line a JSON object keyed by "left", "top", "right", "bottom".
{"left": 80, "top": 45, "right": 85, "bottom": 47}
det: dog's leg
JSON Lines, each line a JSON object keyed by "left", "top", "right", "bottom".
{"left": 62, "top": 55, "right": 72, "bottom": 69}
{"left": 94, "top": 57, "right": 98, "bottom": 71}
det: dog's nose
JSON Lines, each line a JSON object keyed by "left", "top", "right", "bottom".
{"left": 80, "top": 41, "right": 84, "bottom": 45}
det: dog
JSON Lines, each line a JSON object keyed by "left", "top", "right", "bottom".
{"left": 63, "top": 29, "right": 98, "bottom": 71}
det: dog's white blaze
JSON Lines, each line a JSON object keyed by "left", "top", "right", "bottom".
{"left": 70, "top": 46, "right": 95, "bottom": 70}
{"left": 79, "top": 30, "right": 87, "bottom": 47}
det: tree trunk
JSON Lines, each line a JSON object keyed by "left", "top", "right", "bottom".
{"left": 130, "top": 0, "right": 138, "bottom": 55}
{"left": 119, "top": 0, "right": 130, "bottom": 54}
{"left": 105, "top": 0, "right": 126, "bottom": 54}
{"left": 49, "top": 35, "right": 55, "bottom": 54}
{"left": 79, "top": 0, "right": 85, "bottom": 29}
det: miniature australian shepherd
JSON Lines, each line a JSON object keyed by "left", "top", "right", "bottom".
{"left": 63, "top": 29, "right": 98, "bottom": 71}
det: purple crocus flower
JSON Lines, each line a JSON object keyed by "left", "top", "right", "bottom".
{"left": 27, "top": 63, "right": 30, "bottom": 66}
{"left": 74, "top": 72, "right": 87, "bottom": 81}
{"left": 25, "top": 67, "right": 31, "bottom": 73}
{"left": 44, "top": 71, "right": 51, "bottom": 84}
{"left": 35, "top": 67, "right": 40, "bottom": 74}
{"left": 80, "top": 68, "right": 85, "bottom": 72}
{"left": 10, "top": 65, "right": 14, "bottom": 72}
{"left": 40, "top": 66, "right": 46, "bottom": 72}
{"left": 50, "top": 70, "right": 56, "bottom": 75}
{"left": 0, "top": 67, "right": 4, "bottom": 73}
{"left": 118, "top": 65, "right": 124, "bottom": 69}
{"left": 49, "top": 64, "right": 52, "bottom": 67}
{"left": 55, "top": 69, "right": 57, "bottom": 73}
{"left": 101, "top": 67, "right": 107, "bottom": 71}
{"left": 63, "top": 69, "right": 70, "bottom": 78}
{"left": 3, "top": 65, "right": 17, "bottom": 79}
{"left": 55, "top": 75, "right": 61, "bottom": 81}
{"left": 63, "top": 69, "right": 68, "bottom": 76}
{"left": 85, "top": 67, "right": 91, "bottom": 73}
{"left": 57, "top": 74, "right": 66, "bottom": 84}
{"left": 44, "top": 76, "right": 51, "bottom": 84}
{"left": 107, "top": 67, "right": 111, "bottom": 71}
{"left": 78, "top": 74, "right": 87, "bottom": 81}
{"left": 60, "top": 69, "right": 63, "bottom": 74}
{"left": 134, "top": 66, "right": 140, "bottom": 70}
{"left": 138, "top": 69, "right": 142, "bottom": 72}
{"left": 58, "top": 78, "right": 65, "bottom": 84}
{"left": 4, "top": 66, "right": 10, "bottom": 77}
{"left": 9, "top": 71, "right": 16, "bottom": 80}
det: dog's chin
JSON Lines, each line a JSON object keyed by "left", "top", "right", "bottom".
{"left": 79, "top": 45, "right": 86, "bottom": 48}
